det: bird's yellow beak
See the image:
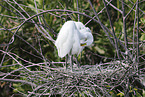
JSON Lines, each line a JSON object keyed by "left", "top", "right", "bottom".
{"left": 80, "top": 43, "right": 87, "bottom": 46}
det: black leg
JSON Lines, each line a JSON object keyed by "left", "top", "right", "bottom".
{"left": 65, "top": 54, "right": 68, "bottom": 70}
{"left": 70, "top": 55, "right": 73, "bottom": 71}
{"left": 76, "top": 55, "right": 80, "bottom": 68}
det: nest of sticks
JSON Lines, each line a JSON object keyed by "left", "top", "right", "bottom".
{"left": 23, "top": 61, "right": 145, "bottom": 97}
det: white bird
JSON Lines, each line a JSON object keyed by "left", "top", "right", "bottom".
{"left": 55, "top": 21, "right": 93, "bottom": 71}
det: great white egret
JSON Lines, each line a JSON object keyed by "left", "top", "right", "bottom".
{"left": 55, "top": 21, "right": 93, "bottom": 71}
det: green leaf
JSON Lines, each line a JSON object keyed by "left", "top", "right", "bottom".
{"left": 95, "top": 46, "right": 105, "bottom": 54}
{"left": 117, "top": 92, "right": 124, "bottom": 96}
{"left": 140, "top": 33, "right": 145, "bottom": 41}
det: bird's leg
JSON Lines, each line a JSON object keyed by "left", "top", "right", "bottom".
{"left": 76, "top": 55, "right": 80, "bottom": 68}
{"left": 79, "top": 51, "right": 83, "bottom": 68}
{"left": 65, "top": 54, "right": 68, "bottom": 70}
{"left": 74, "top": 55, "right": 80, "bottom": 68}
{"left": 70, "top": 55, "right": 74, "bottom": 72}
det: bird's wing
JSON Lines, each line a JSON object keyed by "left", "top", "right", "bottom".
{"left": 55, "top": 21, "right": 76, "bottom": 58}
{"left": 71, "top": 28, "right": 81, "bottom": 55}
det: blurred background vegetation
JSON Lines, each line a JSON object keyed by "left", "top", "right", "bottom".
{"left": 0, "top": 0, "right": 145, "bottom": 96}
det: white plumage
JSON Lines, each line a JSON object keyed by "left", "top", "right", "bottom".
{"left": 55, "top": 21, "right": 93, "bottom": 58}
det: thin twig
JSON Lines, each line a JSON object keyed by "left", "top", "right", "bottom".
{"left": 103, "top": 0, "right": 121, "bottom": 59}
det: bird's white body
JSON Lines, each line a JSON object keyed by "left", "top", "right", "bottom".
{"left": 55, "top": 21, "right": 93, "bottom": 58}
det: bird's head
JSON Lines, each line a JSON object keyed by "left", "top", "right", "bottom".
{"left": 75, "top": 22, "right": 85, "bottom": 30}
{"left": 74, "top": 21, "right": 93, "bottom": 47}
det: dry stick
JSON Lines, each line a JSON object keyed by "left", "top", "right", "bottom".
{"left": 27, "top": 83, "right": 51, "bottom": 97}
{"left": 131, "top": 0, "right": 140, "bottom": 72}
{"left": 13, "top": 0, "right": 54, "bottom": 43}
{"left": 0, "top": 78, "right": 36, "bottom": 87}
{"left": 136, "top": 0, "right": 140, "bottom": 74}
{"left": 87, "top": 0, "right": 122, "bottom": 60}
{"left": 103, "top": 0, "right": 121, "bottom": 59}
{"left": 86, "top": 0, "right": 111, "bottom": 26}
{"left": 76, "top": 0, "right": 80, "bottom": 22}
{"left": 41, "top": 1, "right": 56, "bottom": 36}
{"left": 133, "top": 3, "right": 137, "bottom": 71}
{"left": 0, "top": 23, "right": 17, "bottom": 67}
{"left": 87, "top": 1, "right": 114, "bottom": 40}
{"left": 0, "top": 14, "right": 24, "bottom": 19}
{"left": 125, "top": 2, "right": 137, "bottom": 18}
{"left": 34, "top": 0, "right": 48, "bottom": 66}
{"left": 0, "top": 23, "right": 45, "bottom": 64}
{"left": 105, "top": 0, "right": 123, "bottom": 14}
{"left": 33, "top": 0, "right": 55, "bottom": 42}
{"left": 122, "top": 0, "right": 128, "bottom": 54}
{"left": 87, "top": 79, "right": 111, "bottom": 97}
{"left": 13, "top": 0, "right": 52, "bottom": 65}
{"left": 0, "top": 3, "right": 21, "bottom": 17}
{"left": 58, "top": 1, "right": 73, "bottom": 22}
{"left": 124, "top": 0, "right": 145, "bottom": 16}
{"left": 0, "top": 0, "right": 34, "bottom": 66}
{"left": 121, "top": 0, "right": 135, "bottom": 62}
{"left": 13, "top": 0, "right": 55, "bottom": 42}
{"left": 1, "top": 56, "right": 32, "bottom": 79}
{"left": 128, "top": 1, "right": 137, "bottom": 46}
{"left": 86, "top": 0, "right": 123, "bottom": 26}
{"left": 136, "top": 0, "right": 140, "bottom": 63}
{"left": 0, "top": 28, "right": 14, "bottom": 47}
{"left": 0, "top": 0, "right": 26, "bottom": 66}
{"left": 0, "top": 26, "right": 21, "bottom": 31}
